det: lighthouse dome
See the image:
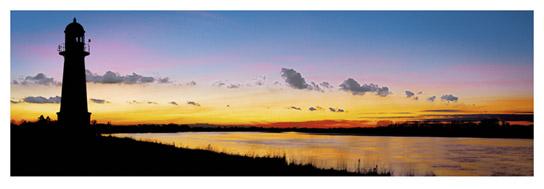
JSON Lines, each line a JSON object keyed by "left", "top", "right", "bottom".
{"left": 65, "top": 18, "right": 85, "bottom": 35}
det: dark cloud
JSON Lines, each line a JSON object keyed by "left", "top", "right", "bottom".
{"left": 281, "top": 68, "right": 310, "bottom": 90}
{"left": 280, "top": 68, "right": 325, "bottom": 92}
{"left": 414, "top": 97, "right": 419, "bottom": 101}
{"left": 339, "top": 78, "right": 391, "bottom": 97}
{"left": 22, "top": 96, "right": 61, "bottom": 104}
{"left": 421, "top": 109, "right": 464, "bottom": 113}
{"left": 329, "top": 107, "right": 345, "bottom": 113}
{"left": 169, "top": 101, "right": 178, "bottom": 106}
{"left": 405, "top": 90, "right": 415, "bottom": 98}
{"left": 157, "top": 77, "right": 171, "bottom": 83}
{"left": 86, "top": 70, "right": 156, "bottom": 84}
{"left": 289, "top": 106, "right": 302, "bottom": 111}
{"left": 187, "top": 101, "right": 201, "bottom": 106}
{"left": 14, "top": 73, "right": 60, "bottom": 86}
{"left": 10, "top": 99, "right": 21, "bottom": 104}
{"left": 309, "top": 107, "right": 317, "bottom": 111}
{"left": 427, "top": 96, "right": 436, "bottom": 102}
{"left": 441, "top": 94, "right": 459, "bottom": 102}
{"left": 90, "top": 98, "right": 109, "bottom": 104}
{"left": 417, "top": 91, "right": 423, "bottom": 95}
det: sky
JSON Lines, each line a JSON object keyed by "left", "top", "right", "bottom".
{"left": 10, "top": 11, "right": 534, "bottom": 126}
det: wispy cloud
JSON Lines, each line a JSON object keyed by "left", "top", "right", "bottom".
{"left": 187, "top": 101, "right": 201, "bottom": 106}
{"left": 421, "top": 109, "right": 464, "bottom": 113}
{"left": 22, "top": 96, "right": 61, "bottom": 104}
{"left": 13, "top": 73, "right": 60, "bottom": 86}
{"left": 90, "top": 98, "right": 109, "bottom": 104}
{"left": 86, "top": 70, "right": 156, "bottom": 84}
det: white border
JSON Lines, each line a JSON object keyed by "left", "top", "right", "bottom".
{"left": 1, "top": 0, "right": 542, "bottom": 189}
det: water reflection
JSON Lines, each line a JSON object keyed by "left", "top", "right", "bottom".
{"left": 112, "top": 132, "right": 533, "bottom": 176}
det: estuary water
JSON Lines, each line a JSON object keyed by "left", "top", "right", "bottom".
{"left": 111, "top": 132, "right": 533, "bottom": 176}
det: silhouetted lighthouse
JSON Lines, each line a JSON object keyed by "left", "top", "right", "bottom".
{"left": 57, "top": 18, "right": 91, "bottom": 128}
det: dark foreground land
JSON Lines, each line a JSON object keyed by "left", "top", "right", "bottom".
{"left": 11, "top": 126, "right": 389, "bottom": 176}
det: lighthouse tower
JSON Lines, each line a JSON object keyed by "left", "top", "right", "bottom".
{"left": 57, "top": 18, "right": 91, "bottom": 128}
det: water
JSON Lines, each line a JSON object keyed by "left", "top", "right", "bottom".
{"left": 111, "top": 132, "right": 533, "bottom": 176}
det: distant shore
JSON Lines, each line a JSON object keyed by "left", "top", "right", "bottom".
{"left": 94, "top": 123, "right": 534, "bottom": 139}
{"left": 11, "top": 126, "right": 390, "bottom": 176}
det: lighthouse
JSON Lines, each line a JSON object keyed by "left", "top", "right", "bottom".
{"left": 57, "top": 18, "right": 91, "bottom": 128}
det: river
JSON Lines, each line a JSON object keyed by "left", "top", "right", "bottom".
{"left": 111, "top": 132, "right": 533, "bottom": 176}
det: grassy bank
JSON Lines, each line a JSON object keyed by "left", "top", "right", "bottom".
{"left": 11, "top": 126, "right": 390, "bottom": 176}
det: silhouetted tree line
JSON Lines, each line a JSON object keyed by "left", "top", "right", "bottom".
{"left": 12, "top": 115, "right": 533, "bottom": 139}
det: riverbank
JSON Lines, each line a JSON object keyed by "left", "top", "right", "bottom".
{"left": 11, "top": 126, "right": 390, "bottom": 176}
{"left": 95, "top": 124, "right": 534, "bottom": 139}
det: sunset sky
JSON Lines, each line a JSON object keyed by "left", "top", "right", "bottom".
{"left": 10, "top": 11, "right": 533, "bottom": 126}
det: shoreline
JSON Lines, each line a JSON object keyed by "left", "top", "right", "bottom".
{"left": 97, "top": 126, "right": 534, "bottom": 139}
{"left": 11, "top": 126, "right": 391, "bottom": 176}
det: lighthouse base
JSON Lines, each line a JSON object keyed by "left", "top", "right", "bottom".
{"left": 57, "top": 111, "right": 91, "bottom": 128}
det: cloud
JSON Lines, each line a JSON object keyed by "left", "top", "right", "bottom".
{"left": 128, "top": 100, "right": 158, "bottom": 104}
{"left": 10, "top": 99, "right": 22, "bottom": 104}
{"left": 227, "top": 84, "right": 241, "bottom": 89}
{"left": 421, "top": 114, "right": 533, "bottom": 123}
{"left": 281, "top": 68, "right": 310, "bottom": 90}
{"left": 289, "top": 106, "right": 302, "bottom": 111}
{"left": 186, "top": 81, "right": 197, "bottom": 86}
{"left": 187, "top": 101, "right": 201, "bottom": 106}
{"left": 309, "top": 107, "right": 317, "bottom": 111}
{"left": 441, "top": 94, "right": 459, "bottom": 102}
{"left": 427, "top": 96, "right": 436, "bottom": 102}
{"left": 414, "top": 97, "right": 419, "bottom": 101}
{"left": 319, "top": 82, "right": 334, "bottom": 89}
{"left": 252, "top": 76, "right": 266, "bottom": 86}
{"left": 339, "top": 78, "right": 391, "bottom": 97}
{"left": 13, "top": 73, "right": 60, "bottom": 86}
{"left": 86, "top": 70, "right": 157, "bottom": 84}
{"left": 22, "top": 96, "right": 61, "bottom": 104}
{"left": 417, "top": 91, "right": 423, "bottom": 95}
{"left": 405, "top": 90, "right": 415, "bottom": 98}
{"left": 280, "top": 68, "right": 325, "bottom": 92}
{"left": 329, "top": 107, "right": 345, "bottom": 113}
{"left": 90, "top": 98, "right": 109, "bottom": 104}
{"left": 157, "top": 77, "right": 171, "bottom": 83}
{"left": 169, "top": 101, "right": 178, "bottom": 105}
{"left": 421, "top": 109, "right": 463, "bottom": 113}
